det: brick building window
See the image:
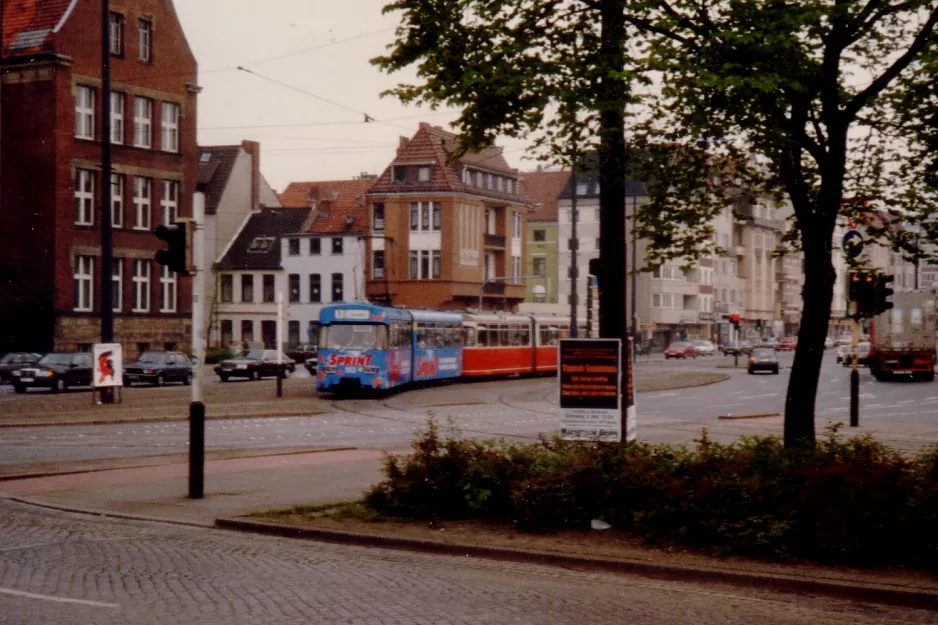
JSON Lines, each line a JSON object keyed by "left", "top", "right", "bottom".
{"left": 533, "top": 229, "right": 546, "bottom": 242}
{"left": 133, "top": 177, "right": 151, "bottom": 229}
{"left": 161, "top": 180, "right": 178, "bottom": 225}
{"left": 262, "top": 274, "right": 275, "bottom": 303}
{"left": 160, "top": 266, "right": 176, "bottom": 312}
{"left": 409, "top": 202, "right": 441, "bottom": 232}
{"left": 110, "top": 92, "right": 124, "bottom": 144}
{"left": 133, "top": 97, "right": 152, "bottom": 148}
{"left": 372, "top": 203, "right": 384, "bottom": 231}
{"left": 75, "top": 86, "right": 94, "bottom": 140}
{"left": 241, "top": 275, "right": 254, "bottom": 303}
{"left": 289, "top": 274, "right": 300, "bottom": 303}
{"left": 373, "top": 251, "right": 385, "bottom": 279}
{"left": 74, "top": 169, "right": 94, "bottom": 225}
{"left": 410, "top": 250, "right": 437, "bottom": 280}
{"left": 161, "top": 103, "right": 179, "bottom": 152}
{"left": 512, "top": 213, "right": 522, "bottom": 239}
{"left": 73, "top": 256, "right": 94, "bottom": 311}
{"left": 309, "top": 274, "right": 321, "bottom": 303}
{"left": 511, "top": 256, "right": 522, "bottom": 283}
{"left": 111, "top": 174, "right": 123, "bottom": 227}
{"left": 309, "top": 238, "right": 321, "bottom": 255}
{"left": 507, "top": 179, "right": 514, "bottom": 194}
{"left": 132, "top": 260, "right": 150, "bottom": 312}
{"left": 112, "top": 259, "right": 122, "bottom": 311}
{"left": 241, "top": 320, "right": 253, "bottom": 344}
{"left": 331, "top": 273, "right": 344, "bottom": 302}
{"left": 108, "top": 12, "right": 123, "bottom": 55}
{"left": 138, "top": 19, "right": 152, "bottom": 62}
{"left": 409, "top": 251, "right": 418, "bottom": 279}
{"left": 432, "top": 250, "right": 441, "bottom": 279}
{"left": 220, "top": 275, "right": 233, "bottom": 303}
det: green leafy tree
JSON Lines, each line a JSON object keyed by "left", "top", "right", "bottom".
{"left": 374, "top": 0, "right": 938, "bottom": 447}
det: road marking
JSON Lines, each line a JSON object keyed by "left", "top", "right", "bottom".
{"left": 0, "top": 588, "right": 119, "bottom": 609}
{"left": 898, "top": 400, "right": 917, "bottom": 405}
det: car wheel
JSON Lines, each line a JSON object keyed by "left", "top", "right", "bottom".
{"left": 219, "top": 374, "right": 229, "bottom": 383}
{"left": 53, "top": 377, "right": 68, "bottom": 393}
{"left": 122, "top": 376, "right": 131, "bottom": 388}
{"left": 13, "top": 383, "right": 25, "bottom": 394}
{"left": 250, "top": 369, "right": 260, "bottom": 381}
{"left": 184, "top": 372, "right": 192, "bottom": 386}
{"left": 747, "top": 368, "right": 754, "bottom": 375}
{"left": 155, "top": 374, "right": 165, "bottom": 387}
{"left": 774, "top": 367, "right": 779, "bottom": 375}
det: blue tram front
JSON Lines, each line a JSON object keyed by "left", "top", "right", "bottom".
{"left": 315, "top": 304, "right": 462, "bottom": 393}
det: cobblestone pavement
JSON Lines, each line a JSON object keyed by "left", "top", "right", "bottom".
{"left": 0, "top": 500, "right": 936, "bottom": 625}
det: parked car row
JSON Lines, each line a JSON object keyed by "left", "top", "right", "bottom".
{"left": 664, "top": 340, "right": 717, "bottom": 359}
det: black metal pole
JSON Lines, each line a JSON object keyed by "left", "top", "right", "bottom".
{"left": 586, "top": 274, "right": 593, "bottom": 337}
{"left": 630, "top": 194, "right": 637, "bottom": 360}
{"left": 189, "top": 400, "right": 205, "bottom": 498}
{"left": 100, "top": 0, "right": 114, "bottom": 403}
{"left": 569, "top": 164, "right": 578, "bottom": 338}
{"left": 850, "top": 318, "right": 859, "bottom": 427}
{"left": 276, "top": 366, "right": 284, "bottom": 398}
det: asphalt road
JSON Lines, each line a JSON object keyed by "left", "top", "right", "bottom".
{"left": 0, "top": 499, "right": 930, "bottom": 625}
{"left": 3, "top": 350, "right": 938, "bottom": 465}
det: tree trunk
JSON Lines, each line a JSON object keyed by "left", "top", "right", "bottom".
{"left": 784, "top": 242, "right": 836, "bottom": 448}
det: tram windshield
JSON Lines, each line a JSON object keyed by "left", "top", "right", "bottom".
{"left": 319, "top": 324, "right": 388, "bottom": 350}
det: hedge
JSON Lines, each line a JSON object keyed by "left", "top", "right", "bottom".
{"left": 365, "top": 420, "right": 938, "bottom": 566}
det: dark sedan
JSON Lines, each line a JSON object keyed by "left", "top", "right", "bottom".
{"left": 123, "top": 351, "right": 193, "bottom": 387}
{"left": 285, "top": 343, "right": 317, "bottom": 364}
{"left": 748, "top": 348, "right": 780, "bottom": 375}
{"left": 12, "top": 352, "right": 93, "bottom": 393}
{"left": 215, "top": 349, "right": 296, "bottom": 382}
{"left": 0, "top": 352, "right": 42, "bottom": 383}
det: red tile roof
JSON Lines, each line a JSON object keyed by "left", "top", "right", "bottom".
{"left": 281, "top": 179, "right": 375, "bottom": 235}
{"left": 368, "top": 122, "right": 525, "bottom": 204}
{"left": 519, "top": 169, "right": 571, "bottom": 222}
{"left": 2, "top": 0, "right": 73, "bottom": 58}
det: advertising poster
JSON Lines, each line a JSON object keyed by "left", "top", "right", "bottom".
{"left": 558, "top": 339, "right": 622, "bottom": 442}
{"left": 92, "top": 343, "right": 123, "bottom": 388}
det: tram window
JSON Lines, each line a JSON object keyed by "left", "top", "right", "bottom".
{"left": 417, "top": 324, "right": 427, "bottom": 348}
{"left": 549, "top": 327, "right": 560, "bottom": 346}
{"left": 500, "top": 324, "right": 511, "bottom": 346}
{"left": 446, "top": 327, "right": 460, "bottom": 347}
{"left": 519, "top": 325, "right": 531, "bottom": 346}
{"left": 508, "top": 324, "right": 520, "bottom": 346}
{"left": 539, "top": 326, "right": 550, "bottom": 346}
{"left": 463, "top": 327, "right": 476, "bottom": 347}
{"left": 559, "top": 325, "right": 570, "bottom": 339}
{"left": 478, "top": 325, "right": 488, "bottom": 346}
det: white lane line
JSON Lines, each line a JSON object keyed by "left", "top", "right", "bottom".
{"left": 897, "top": 400, "right": 917, "bottom": 405}
{"left": 0, "top": 587, "right": 119, "bottom": 609}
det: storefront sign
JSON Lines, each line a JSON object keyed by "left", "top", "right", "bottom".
{"left": 559, "top": 339, "right": 622, "bottom": 442}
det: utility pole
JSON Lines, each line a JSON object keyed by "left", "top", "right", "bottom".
{"left": 630, "top": 193, "right": 637, "bottom": 360}
{"left": 99, "top": 0, "right": 114, "bottom": 403}
{"left": 569, "top": 164, "right": 579, "bottom": 338}
{"left": 276, "top": 291, "right": 284, "bottom": 399}
{"left": 189, "top": 193, "right": 206, "bottom": 499}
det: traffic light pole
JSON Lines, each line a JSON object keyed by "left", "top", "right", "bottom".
{"left": 189, "top": 192, "right": 205, "bottom": 499}
{"left": 99, "top": 0, "right": 114, "bottom": 404}
{"left": 850, "top": 317, "right": 860, "bottom": 428}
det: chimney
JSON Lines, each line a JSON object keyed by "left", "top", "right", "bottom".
{"left": 242, "top": 140, "right": 261, "bottom": 209}
{"left": 306, "top": 186, "right": 320, "bottom": 210}
{"left": 419, "top": 122, "right": 430, "bottom": 130}
{"left": 397, "top": 135, "right": 410, "bottom": 156}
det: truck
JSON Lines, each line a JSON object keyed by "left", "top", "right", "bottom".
{"left": 868, "top": 291, "right": 937, "bottom": 381}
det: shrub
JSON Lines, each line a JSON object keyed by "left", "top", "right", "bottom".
{"left": 204, "top": 347, "right": 235, "bottom": 365}
{"left": 365, "top": 419, "right": 938, "bottom": 566}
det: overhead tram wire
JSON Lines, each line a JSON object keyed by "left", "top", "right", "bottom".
{"left": 199, "top": 111, "right": 455, "bottom": 132}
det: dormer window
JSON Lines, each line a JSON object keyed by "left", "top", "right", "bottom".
{"left": 486, "top": 174, "right": 493, "bottom": 189}
{"left": 462, "top": 168, "right": 471, "bottom": 184}
{"left": 576, "top": 182, "right": 589, "bottom": 196}
{"left": 507, "top": 179, "right": 514, "bottom": 194}
{"left": 393, "top": 166, "right": 406, "bottom": 183}
{"left": 497, "top": 177, "right": 504, "bottom": 192}
{"left": 418, "top": 166, "right": 431, "bottom": 182}
{"left": 248, "top": 237, "right": 275, "bottom": 253}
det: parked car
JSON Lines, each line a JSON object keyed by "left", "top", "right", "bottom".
{"left": 748, "top": 348, "right": 780, "bottom": 375}
{"left": 720, "top": 340, "right": 753, "bottom": 356}
{"left": 824, "top": 337, "right": 835, "bottom": 349}
{"left": 123, "top": 351, "right": 193, "bottom": 387}
{"left": 0, "top": 352, "right": 42, "bottom": 383}
{"left": 842, "top": 342, "right": 872, "bottom": 367}
{"left": 757, "top": 338, "right": 779, "bottom": 350}
{"left": 664, "top": 342, "right": 698, "bottom": 359}
{"left": 11, "top": 352, "right": 93, "bottom": 393}
{"left": 303, "top": 355, "right": 318, "bottom": 376}
{"left": 215, "top": 349, "right": 296, "bottom": 382}
{"left": 692, "top": 340, "right": 716, "bottom": 356}
{"left": 777, "top": 337, "right": 798, "bottom": 351}
{"left": 285, "top": 343, "right": 317, "bottom": 364}
{"left": 836, "top": 344, "right": 850, "bottom": 364}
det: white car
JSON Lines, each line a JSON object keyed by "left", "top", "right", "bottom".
{"left": 836, "top": 344, "right": 849, "bottom": 364}
{"left": 692, "top": 340, "right": 716, "bottom": 356}
{"left": 824, "top": 337, "right": 834, "bottom": 349}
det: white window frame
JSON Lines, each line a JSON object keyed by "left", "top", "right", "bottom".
{"left": 160, "top": 102, "right": 179, "bottom": 152}
{"left": 159, "top": 265, "right": 177, "bottom": 313}
{"left": 417, "top": 166, "right": 431, "bottom": 182}
{"left": 138, "top": 19, "right": 152, "bottom": 62}
{"left": 110, "top": 92, "right": 124, "bottom": 144}
{"left": 74, "top": 256, "right": 94, "bottom": 312}
{"left": 133, "top": 177, "right": 151, "bottom": 230}
{"left": 75, "top": 86, "right": 95, "bottom": 140}
{"left": 160, "top": 180, "right": 178, "bottom": 225}
{"left": 132, "top": 260, "right": 150, "bottom": 312}
{"left": 133, "top": 97, "right": 152, "bottom": 148}
{"left": 112, "top": 259, "right": 122, "bottom": 312}
{"left": 111, "top": 173, "right": 123, "bottom": 227}
{"left": 74, "top": 169, "right": 94, "bottom": 225}
{"left": 108, "top": 12, "right": 123, "bottom": 55}
{"left": 373, "top": 250, "right": 385, "bottom": 279}
{"left": 507, "top": 179, "right": 514, "bottom": 194}
{"left": 409, "top": 201, "right": 441, "bottom": 232}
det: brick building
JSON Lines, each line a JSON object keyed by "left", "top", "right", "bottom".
{"left": 365, "top": 123, "right": 530, "bottom": 311}
{"left": 0, "top": 0, "right": 198, "bottom": 357}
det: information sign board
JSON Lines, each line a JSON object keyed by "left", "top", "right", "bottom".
{"left": 92, "top": 343, "right": 123, "bottom": 388}
{"left": 559, "top": 339, "right": 622, "bottom": 442}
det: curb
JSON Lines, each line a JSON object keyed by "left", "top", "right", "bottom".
{"left": 0, "top": 493, "right": 212, "bottom": 529}
{"left": 0, "top": 407, "right": 333, "bottom": 429}
{"left": 635, "top": 373, "right": 731, "bottom": 394}
{"left": 214, "top": 517, "right": 938, "bottom": 611}
{"left": 718, "top": 413, "right": 782, "bottom": 420}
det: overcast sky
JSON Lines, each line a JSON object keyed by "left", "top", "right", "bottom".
{"left": 173, "top": 0, "right": 532, "bottom": 192}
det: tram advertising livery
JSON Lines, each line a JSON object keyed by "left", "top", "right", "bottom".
{"left": 315, "top": 303, "right": 588, "bottom": 394}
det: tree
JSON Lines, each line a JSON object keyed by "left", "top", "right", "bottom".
{"left": 373, "top": 0, "right": 938, "bottom": 447}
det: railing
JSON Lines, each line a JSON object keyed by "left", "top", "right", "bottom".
{"left": 483, "top": 282, "right": 505, "bottom": 294}
{"left": 484, "top": 233, "right": 506, "bottom": 247}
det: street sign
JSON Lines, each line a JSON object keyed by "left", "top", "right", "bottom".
{"left": 92, "top": 343, "right": 123, "bottom": 388}
{"left": 842, "top": 229, "right": 864, "bottom": 258}
{"left": 559, "top": 339, "right": 622, "bottom": 442}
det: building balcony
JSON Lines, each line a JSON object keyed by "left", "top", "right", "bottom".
{"left": 483, "top": 282, "right": 505, "bottom": 295}
{"left": 680, "top": 309, "right": 699, "bottom": 324}
{"left": 733, "top": 245, "right": 747, "bottom": 257}
{"left": 484, "top": 233, "right": 506, "bottom": 248}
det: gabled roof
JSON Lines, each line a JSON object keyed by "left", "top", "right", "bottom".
{"left": 215, "top": 208, "right": 311, "bottom": 270}
{"left": 519, "top": 170, "right": 570, "bottom": 223}
{"left": 2, "top": 0, "right": 74, "bottom": 58}
{"left": 285, "top": 179, "right": 373, "bottom": 235}
{"left": 197, "top": 145, "right": 242, "bottom": 216}
{"left": 368, "top": 122, "right": 524, "bottom": 204}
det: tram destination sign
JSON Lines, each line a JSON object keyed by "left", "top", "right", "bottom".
{"left": 558, "top": 339, "right": 622, "bottom": 442}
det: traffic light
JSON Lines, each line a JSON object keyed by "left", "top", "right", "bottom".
{"left": 755, "top": 319, "right": 763, "bottom": 333}
{"left": 154, "top": 219, "right": 192, "bottom": 275}
{"left": 875, "top": 274, "right": 894, "bottom": 314}
{"left": 729, "top": 314, "right": 740, "bottom": 329}
{"left": 848, "top": 271, "right": 877, "bottom": 319}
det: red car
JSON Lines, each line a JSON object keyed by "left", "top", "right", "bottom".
{"left": 664, "top": 342, "right": 698, "bottom": 359}
{"left": 777, "top": 337, "right": 797, "bottom": 351}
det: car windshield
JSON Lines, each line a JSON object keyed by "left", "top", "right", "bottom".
{"left": 244, "top": 350, "right": 266, "bottom": 360}
{"left": 694, "top": 341, "right": 709, "bottom": 346}
{"left": 667, "top": 342, "right": 686, "bottom": 349}
{"left": 320, "top": 324, "right": 388, "bottom": 350}
{"left": 753, "top": 349, "right": 775, "bottom": 358}
{"left": 39, "top": 353, "right": 72, "bottom": 366}
{"left": 0, "top": 353, "right": 16, "bottom": 364}
{"left": 137, "top": 352, "right": 167, "bottom": 364}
